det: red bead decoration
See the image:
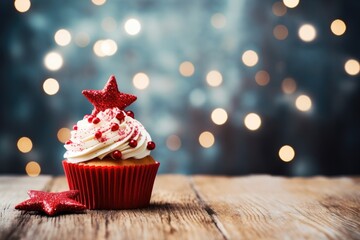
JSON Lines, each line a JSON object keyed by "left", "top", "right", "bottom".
{"left": 87, "top": 116, "right": 94, "bottom": 123}
{"left": 129, "top": 139, "right": 137, "bottom": 148}
{"left": 111, "top": 123, "right": 119, "bottom": 131}
{"left": 147, "top": 141, "right": 156, "bottom": 150}
{"left": 116, "top": 112, "right": 125, "bottom": 122}
{"left": 126, "top": 110, "right": 134, "bottom": 118}
{"left": 112, "top": 150, "right": 122, "bottom": 159}
{"left": 73, "top": 125, "right": 78, "bottom": 130}
{"left": 92, "top": 117, "right": 100, "bottom": 124}
{"left": 95, "top": 131, "right": 102, "bottom": 139}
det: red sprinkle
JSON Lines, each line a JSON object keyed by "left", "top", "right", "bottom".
{"left": 95, "top": 131, "right": 102, "bottom": 139}
{"left": 147, "top": 141, "right": 156, "bottom": 150}
{"left": 73, "top": 125, "right": 78, "bottom": 130}
{"left": 87, "top": 116, "right": 94, "bottom": 123}
{"left": 111, "top": 123, "right": 119, "bottom": 131}
{"left": 126, "top": 110, "right": 134, "bottom": 118}
{"left": 116, "top": 112, "right": 125, "bottom": 122}
{"left": 112, "top": 150, "right": 122, "bottom": 159}
{"left": 129, "top": 139, "right": 137, "bottom": 148}
{"left": 92, "top": 117, "right": 100, "bottom": 124}
{"left": 65, "top": 140, "right": 72, "bottom": 145}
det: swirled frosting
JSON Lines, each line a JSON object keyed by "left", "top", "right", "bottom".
{"left": 64, "top": 107, "right": 153, "bottom": 163}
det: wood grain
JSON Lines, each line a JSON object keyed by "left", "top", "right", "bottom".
{"left": 1, "top": 175, "right": 359, "bottom": 240}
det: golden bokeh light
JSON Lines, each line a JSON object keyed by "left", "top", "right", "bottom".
{"left": 199, "top": 131, "right": 215, "bottom": 148}
{"left": 242, "top": 50, "right": 259, "bottom": 67}
{"left": 57, "top": 128, "right": 71, "bottom": 143}
{"left": 54, "top": 29, "right": 71, "bottom": 46}
{"left": 17, "top": 137, "right": 33, "bottom": 153}
{"left": 124, "top": 18, "right": 141, "bottom": 35}
{"left": 14, "top": 0, "right": 31, "bottom": 13}
{"left": 255, "top": 70, "right": 270, "bottom": 86}
{"left": 133, "top": 72, "right": 150, "bottom": 90}
{"left": 344, "top": 59, "right": 360, "bottom": 76}
{"left": 43, "top": 78, "right": 60, "bottom": 95}
{"left": 273, "top": 25, "right": 288, "bottom": 40}
{"left": 295, "top": 95, "right": 312, "bottom": 112}
{"left": 272, "top": 1, "right": 287, "bottom": 16}
{"left": 92, "top": 0, "right": 106, "bottom": 6}
{"left": 166, "top": 135, "right": 182, "bottom": 151}
{"left": 93, "top": 39, "right": 117, "bottom": 57}
{"left": 282, "top": 78, "right": 297, "bottom": 94}
{"left": 211, "top": 13, "right": 226, "bottom": 29}
{"left": 279, "top": 145, "right": 295, "bottom": 162}
{"left": 206, "top": 70, "right": 223, "bottom": 87}
{"left": 44, "top": 52, "right": 63, "bottom": 71}
{"left": 244, "top": 113, "right": 262, "bottom": 131}
{"left": 283, "top": 0, "right": 300, "bottom": 8}
{"left": 330, "top": 19, "right": 346, "bottom": 36}
{"left": 211, "top": 108, "right": 228, "bottom": 125}
{"left": 75, "top": 32, "right": 90, "bottom": 47}
{"left": 179, "top": 61, "right": 195, "bottom": 77}
{"left": 25, "top": 161, "right": 41, "bottom": 177}
{"left": 298, "top": 24, "right": 317, "bottom": 42}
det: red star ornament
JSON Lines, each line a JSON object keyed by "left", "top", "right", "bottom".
{"left": 15, "top": 190, "right": 86, "bottom": 216}
{"left": 82, "top": 75, "right": 137, "bottom": 114}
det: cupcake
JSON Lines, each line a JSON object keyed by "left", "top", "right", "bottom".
{"left": 62, "top": 75, "right": 159, "bottom": 209}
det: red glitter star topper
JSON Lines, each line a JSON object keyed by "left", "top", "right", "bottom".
{"left": 82, "top": 75, "right": 137, "bottom": 114}
{"left": 15, "top": 190, "right": 86, "bottom": 216}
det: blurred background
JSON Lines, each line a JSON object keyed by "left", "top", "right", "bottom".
{"left": 1, "top": 0, "right": 359, "bottom": 176}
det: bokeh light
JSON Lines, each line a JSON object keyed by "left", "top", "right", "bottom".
{"left": 344, "top": 59, "right": 360, "bottom": 76}
{"left": 244, "top": 113, "right": 262, "bottom": 131}
{"left": 54, "top": 29, "right": 71, "bottom": 46}
{"left": 44, "top": 52, "right": 63, "bottom": 71}
{"left": 43, "top": 78, "right": 60, "bottom": 95}
{"left": 25, "top": 161, "right": 41, "bottom": 177}
{"left": 295, "top": 95, "right": 312, "bottom": 112}
{"left": 179, "top": 61, "right": 195, "bottom": 77}
{"left": 298, "top": 24, "right": 317, "bottom": 42}
{"left": 242, "top": 50, "right": 259, "bottom": 67}
{"left": 273, "top": 25, "right": 288, "bottom": 40}
{"left": 279, "top": 145, "right": 295, "bottom": 162}
{"left": 199, "top": 131, "right": 215, "bottom": 148}
{"left": 211, "top": 13, "right": 226, "bottom": 29}
{"left": 102, "top": 17, "right": 117, "bottom": 32}
{"left": 124, "top": 18, "right": 141, "bottom": 35}
{"left": 206, "top": 70, "right": 223, "bottom": 87}
{"left": 92, "top": 0, "right": 106, "bottom": 6}
{"left": 133, "top": 72, "right": 150, "bottom": 90}
{"left": 166, "top": 135, "right": 182, "bottom": 151}
{"left": 255, "top": 70, "right": 270, "bottom": 86}
{"left": 330, "top": 19, "right": 346, "bottom": 36}
{"left": 211, "top": 108, "right": 228, "bottom": 125}
{"left": 14, "top": 0, "right": 31, "bottom": 13}
{"left": 272, "top": 1, "right": 287, "bottom": 17}
{"left": 17, "top": 137, "right": 33, "bottom": 153}
{"left": 93, "top": 39, "right": 117, "bottom": 57}
{"left": 75, "top": 32, "right": 90, "bottom": 47}
{"left": 282, "top": 78, "right": 297, "bottom": 94}
{"left": 57, "top": 128, "right": 71, "bottom": 143}
{"left": 283, "top": 0, "right": 300, "bottom": 9}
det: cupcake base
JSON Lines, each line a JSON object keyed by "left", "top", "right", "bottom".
{"left": 62, "top": 159, "right": 159, "bottom": 210}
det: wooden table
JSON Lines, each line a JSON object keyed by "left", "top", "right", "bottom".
{"left": 1, "top": 175, "right": 359, "bottom": 240}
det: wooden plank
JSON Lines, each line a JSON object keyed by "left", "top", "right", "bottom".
{"left": 0, "top": 176, "right": 53, "bottom": 240}
{"left": 5, "top": 175, "right": 225, "bottom": 240}
{"left": 191, "top": 175, "right": 360, "bottom": 240}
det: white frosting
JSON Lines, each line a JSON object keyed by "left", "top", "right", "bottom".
{"left": 64, "top": 108, "right": 152, "bottom": 163}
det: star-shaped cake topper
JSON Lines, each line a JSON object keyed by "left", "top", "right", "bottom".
{"left": 83, "top": 75, "right": 137, "bottom": 114}
{"left": 15, "top": 190, "right": 86, "bottom": 216}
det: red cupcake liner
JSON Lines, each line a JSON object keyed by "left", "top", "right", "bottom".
{"left": 62, "top": 160, "right": 159, "bottom": 210}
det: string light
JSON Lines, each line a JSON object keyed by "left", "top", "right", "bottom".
{"left": 242, "top": 50, "right": 259, "bottom": 67}
{"left": 124, "top": 18, "right": 141, "bottom": 36}
{"left": 43, "top": 78, "right": 60, "bottom": 95}
{"left": 298, "top": 24, "right": 317, "bottom": 42}
{"left": 211, "top": 108, "right": 228, "bottom": 125}
{"left": 179, "top": 61, "right": 195, "bottom": 77}
{"left": 206, "top": 70, "right": 223, "bottom": 87}
{"left": 273, "top": 25, "right": 288, "bottom": 40}
{"left": 17, "top": 137, "right": 33, "bottom": 153}
{"left": 25, "top": 161, "right": 41, "bottom": 177}
{"left": 211, "top": 13, "right": 226, "bottom": 29}
{"left": 279, "top": 145, "right": 295, "bottom": 162}
{"left": 255, "top": 70, "right": 270, "bottom": 86}
{"left": 199, "top": 131, "right": 215, "bottom": 148}
{"left": 330, "top": 19, "right": 346, "bottom": 36}
{"left": 244, "top": 113, "right": 262, "bottom": 131}
{"left": 44, "top": 52, "right": 63, "bottom": 71}
{"left": 57, "top": 128, "right": 71, "bottom": 143}
{"left": 272, "top": 1, "right": 287, "bottom": 16}
{"left": 295, "top": 95, "right": 312, "bottom": 112}
{"left": 344, "top": 59, "right": 360, "bottom": 76}
{"left": 166, "top": 135, "right": 182, "bottom": 151}
{"left": 14, "top": 0, "right": 31, "bottom": 13}
{"left": 133, "top": 72, "right": 150, "bottom": 90}
{"left": 54, "top": 29, "right": 71, "bottom": 46}
{"left": 282, "top": 78, "right": 297, "bottom": 94}
{"left": 92, "top": 0, "right": 106, "bottom": 6}
{"left": 283, "top": 0, "right": 300, "bottom": 9}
